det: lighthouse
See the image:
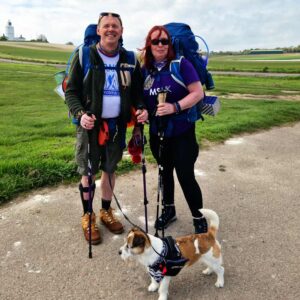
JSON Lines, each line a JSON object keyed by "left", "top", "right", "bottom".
{"left": 5, "top": 20, "right": 15, "bottom": 40}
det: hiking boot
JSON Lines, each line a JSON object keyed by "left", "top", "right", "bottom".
{"left": 81, "top": 212, "right": 102, "bottom": 245}
{"left": 100, "top": 208, "right": 124, "bottom": 234}
{"left": 193, "top": 216, "right": 208, "bottom": 234}
{"left": 155, "top": 206, "right": 177, "bottom": 230}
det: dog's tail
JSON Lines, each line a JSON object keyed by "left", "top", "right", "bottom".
{"left": 200, "top": 209, "right": 219, "bottom": 236}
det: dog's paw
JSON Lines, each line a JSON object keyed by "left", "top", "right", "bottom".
{"left": 158, "top": 295, "right": 168, "bottom": 300}
{"left": 202, "top": 267, "right": 213, "bottom": 275}
{"left": 215, "top": 279, "right": 224, "bottom": 288}
{"left": 148, "top": 282, "right": 159, "bottom": 292}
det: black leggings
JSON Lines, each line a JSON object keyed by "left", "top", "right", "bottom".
{"left": 150, "top": 125, "right": 203, "bottom": 218}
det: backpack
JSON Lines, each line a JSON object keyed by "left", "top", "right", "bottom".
{"left": 164, "top": 22, "right": 214, "bottom": 90}
{"left": 54, "top": 24, "right": 99, "bottom": 97}
{"left": 164, "top": 22, "right": 220, "bottom": 120}
{"left": 54, "top": 24, "right": 137, "bottom": 124}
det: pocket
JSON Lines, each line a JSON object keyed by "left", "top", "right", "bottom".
{"left": 75, "top": 128, "right": 88, "bottom": 166}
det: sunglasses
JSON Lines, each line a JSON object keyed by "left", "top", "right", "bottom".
{"left": 151, "top": 38, "right": 169, "bottom": 46}
{"left": 99, "top": 12, "right": 122, "bottom": 25}
{"left": 99, "top": 12, "right": 120, "bottom": 18}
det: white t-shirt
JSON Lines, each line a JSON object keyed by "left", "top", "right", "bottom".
{"left": 98, "top": 51, "right": 121, "bottom": 118}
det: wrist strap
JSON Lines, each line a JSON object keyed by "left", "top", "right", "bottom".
{"left": 174, "top": 102, "right": 181, "bottom": 114}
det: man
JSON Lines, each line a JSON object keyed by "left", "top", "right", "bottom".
{"left": 65, "top": 12, "right": 148, "bottom": 244}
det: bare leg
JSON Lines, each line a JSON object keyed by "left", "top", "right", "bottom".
{"left": 100, "top": 171, "right": 115, "bottom": 200}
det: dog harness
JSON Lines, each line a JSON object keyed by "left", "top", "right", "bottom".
{"left": 148, "top": 236, "right": 188, "bottom": 283}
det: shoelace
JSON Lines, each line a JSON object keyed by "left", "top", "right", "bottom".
{"left": 102, "top": 210, "right": 118, "bottom": 224}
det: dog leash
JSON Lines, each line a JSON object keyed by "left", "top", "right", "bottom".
{"left": 107, "top": 173, "right": 170, "bottom": 260}
{"left": 108, "top": 173, "right": 145, "bottom": 231}
{"left": 140, "top": 124, "right": 149, "bottom": 233}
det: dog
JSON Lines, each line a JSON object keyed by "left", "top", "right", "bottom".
{"left": 119, "top": 209, "right": 224, "bottom": 300}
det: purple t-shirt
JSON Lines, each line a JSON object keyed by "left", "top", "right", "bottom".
{"left": 143, "top": 58, "right": 199, "bottom": 137}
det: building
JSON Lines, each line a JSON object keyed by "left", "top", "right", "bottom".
{"left": 3, "top": 20, "right": 26, "bottom": 41}
{"left": 5, "top": 20, "right": 14, "bottom": 40}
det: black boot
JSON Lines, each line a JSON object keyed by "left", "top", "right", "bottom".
{"left": 193, "top": 216, "right": 208, "bottom": 234}
{"left": 155, "top": 205, "right": 177, "bottom": 230}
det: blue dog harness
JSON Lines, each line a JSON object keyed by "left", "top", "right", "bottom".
{"left": 148, "top": 236, "right": 189, "bottom": 283}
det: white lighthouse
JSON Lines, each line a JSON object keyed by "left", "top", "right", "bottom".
{"left": 5, "top": 20, "right": 15, "bottom": 40}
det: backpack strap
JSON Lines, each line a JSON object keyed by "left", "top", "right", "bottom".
{"left": 119, "top": 50, "right": 137, "bottom": 73}
{"left": 125, "top": 50, "right": 137, "bottom": 70}
{"left": 169, "top": 57, "right": 186, "bottom": 88}
{"left": 79, "top": 45, "right": 91, "bottom": 81}
{"left": 169, "top": 57, "right": 205, "bottom": 122}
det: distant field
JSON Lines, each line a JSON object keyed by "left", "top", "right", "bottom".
{"left": 1, "top": 41, "right": 300, "bottom": 72}
{"left": 0, "top": 42, "right": 73, "bottom": 63}
{"left": 209, "top": 53, "right": 300, "bottom": 73}
{"left": 212, "top": 75, "right": 300, "bottom": 96}
{"left": 0, "top": 41, "right": 75, "bottom": 51}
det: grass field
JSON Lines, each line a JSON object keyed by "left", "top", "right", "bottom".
{"left": 1, "top": 41, "right": 300, "bottom": 73}
{"left": 0, "top": 43, "right": 72, "bottom": 64}
{"left": 0, "top": 43, "right": 300, "bottom": 204}
{"left": 209, "top": 53, "right": 300, "bottom": 73}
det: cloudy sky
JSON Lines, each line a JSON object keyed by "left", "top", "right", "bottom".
{"left": 0, "top": 0, "right": 299, "bottom": 51}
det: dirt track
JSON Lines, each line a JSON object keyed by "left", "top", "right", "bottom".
{"left": 1, "top": 123, "right": 300, "bottom": 300}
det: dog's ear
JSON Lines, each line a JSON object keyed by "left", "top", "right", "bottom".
{"left": 132, "top": 234, "right": 146, "bottom": 248}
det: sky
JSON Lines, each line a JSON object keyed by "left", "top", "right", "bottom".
{"left": 0, "top": 0, "right": 299, "bottom": 52}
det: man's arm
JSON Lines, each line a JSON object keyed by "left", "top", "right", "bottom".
{"left": 65, "top": 52, "right": 86, "bottom": 120}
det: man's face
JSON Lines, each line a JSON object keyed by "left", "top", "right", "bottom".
{"left": 97, "top": 15, "right": 123, "bottom": 48}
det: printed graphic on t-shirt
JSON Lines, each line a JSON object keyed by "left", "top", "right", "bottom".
{"left": 149, "top": 85, "right": 171, "bottom": 96}
{"left": 104, "top": 66, "right": 119, "bottom": 96}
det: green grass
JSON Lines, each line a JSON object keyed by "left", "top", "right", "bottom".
{"left": 196, "top": 99, "right": 300, "bottom": 142}
{"left": 0, "top": 44, "right": 72, "bottom": 64}
{"left": 1, "top": 42, "right": 300, "bottom": 73}
{"left": 209, "top": 53, "right": 300, "bottom": 73}
{"left": 1, "top": 57, "right": 300, "bottom": 204}
{"left": 212, "top": 75, "right": 300, "bottom": 95}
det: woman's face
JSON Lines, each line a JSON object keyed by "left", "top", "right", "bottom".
{"left": 150, "top": 30, "right": 169, "bottom": 62}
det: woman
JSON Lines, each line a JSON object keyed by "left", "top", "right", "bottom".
{"left": 141, "top": 25, "right": 208, "bottom": 234}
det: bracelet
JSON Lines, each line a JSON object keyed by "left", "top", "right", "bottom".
{"left": 174, "top": 102, "right": 181, "bottom": 114}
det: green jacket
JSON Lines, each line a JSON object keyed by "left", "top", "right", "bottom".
{"left": 65, "top": 45, "right": 145, "bottom": 124}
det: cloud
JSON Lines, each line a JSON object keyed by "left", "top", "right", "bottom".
{"left": 0, "top": 0, "right": 299, "bottom": 51}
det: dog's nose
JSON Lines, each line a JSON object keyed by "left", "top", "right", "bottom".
{"left": 118, "top": 250, "right": 122, "bottom": 255}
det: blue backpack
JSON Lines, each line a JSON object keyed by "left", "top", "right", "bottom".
{"left": 54, "top": 24, "right": 137, "bottom": 123}
{"left": 164, "top": 22, "right": 214, "bottom": 90}
{"left": 164, "top": 22, "right": 220, "bottom": 121}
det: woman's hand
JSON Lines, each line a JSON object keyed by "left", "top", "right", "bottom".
{"left": 80, "top": 113, "right": 96, "bottom": 130}
{"left": 156, "top": 102, "right": 176, "bottom": 116}
{"left": 136, "top": 109, "right": 148, "bottom": 124}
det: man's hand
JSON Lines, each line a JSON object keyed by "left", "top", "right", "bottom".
{"left": 80, "top": 113, "right": 96, "bottom": 130}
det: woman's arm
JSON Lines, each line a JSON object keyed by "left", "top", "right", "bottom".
{"left": 156, "top": 81, "right": 204, "bottom": 116}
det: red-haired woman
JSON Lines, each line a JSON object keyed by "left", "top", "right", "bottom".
{"left": 141, "top": 25, "right": 208, "bottom": 234}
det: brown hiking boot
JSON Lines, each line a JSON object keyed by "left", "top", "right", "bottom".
{"left": 81, "top": 212, "right": 102, "bottom": 245}
{"left": 100, "top": 208, "right": 124, "bottom": 234}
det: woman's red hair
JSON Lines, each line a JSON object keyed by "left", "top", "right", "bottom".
{"left": 141, "top": 25, "right": 175, "bottom": 70}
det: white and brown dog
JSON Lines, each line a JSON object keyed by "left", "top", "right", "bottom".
{"left": 119, "top": 209, "right": 224, "bottom": 300}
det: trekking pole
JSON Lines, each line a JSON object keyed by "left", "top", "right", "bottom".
{"left": 86, "top": 111, "right": 93, "bottom": 259}
{"left": 155, "top": 90, "right": 168, "bottom": 238}
{"left": 140, "top": 124, "right": 149, "bottom": 233}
